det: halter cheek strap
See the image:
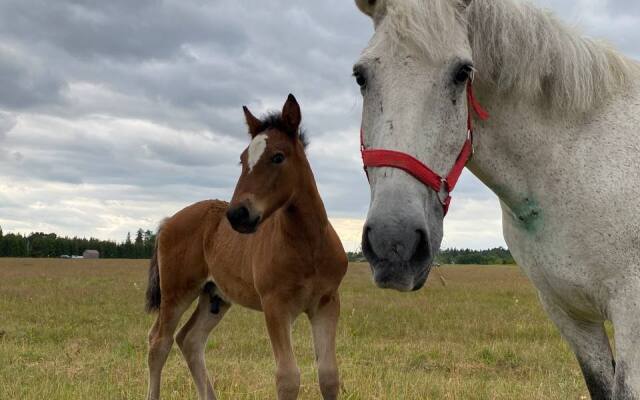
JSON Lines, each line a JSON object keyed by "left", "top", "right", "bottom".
{"left": 360, "top": 80, "right": 489, "bottom": 215}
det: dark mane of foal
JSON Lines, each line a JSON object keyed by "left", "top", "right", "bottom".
{"left": 257, "top": 112, "right": 309, "bottom": 150}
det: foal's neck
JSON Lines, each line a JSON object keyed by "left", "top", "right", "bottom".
{"left": 279, "top": 158, "right": 329, "bottom": 244}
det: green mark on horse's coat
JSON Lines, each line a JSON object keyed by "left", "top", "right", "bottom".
{"left": 511, "top": 198, "right": 543, "bottom": 233}
{"left": 490, "top": 186, "right": 543, "bottom": 234}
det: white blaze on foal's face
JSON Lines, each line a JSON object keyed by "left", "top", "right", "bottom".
{"left": 247, "top": 133, "right": 268, "bottom": 172}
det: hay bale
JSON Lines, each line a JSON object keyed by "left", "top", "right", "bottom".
{"left": 82, "top": 250, "right": 100, "bottom": 259}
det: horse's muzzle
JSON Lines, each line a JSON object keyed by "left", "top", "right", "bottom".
{"left": 362, "top": 220, "right": 432, "bottom": 292}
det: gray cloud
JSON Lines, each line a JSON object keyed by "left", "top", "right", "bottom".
{"left": 0, "top": 111, "right": 16, "bottom": 139}
{"left": 0, "top": 44, "right": 68, "bottom": 109}
{"left": 0, "top": 1, "right": 248, "bottom": 62}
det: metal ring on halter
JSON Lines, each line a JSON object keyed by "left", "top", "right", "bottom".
{"left": 436, "top": 177, "right": 450, "bottom": 206}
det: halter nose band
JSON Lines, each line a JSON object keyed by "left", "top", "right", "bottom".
{"left": 360, "top": 80, "right": 489, "bottom": 215}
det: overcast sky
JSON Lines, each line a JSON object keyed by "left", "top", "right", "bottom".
{"left": 0, "top": 0, "right": 638, "bottom": 251}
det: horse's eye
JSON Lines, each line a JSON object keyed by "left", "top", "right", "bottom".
{"left": 454, "top": 64, "right": 474, "bottom": 84}
{"left": 353, "top": 70, "right": 366, "bottom": 88}
{"left": 271, "top": 153, "right": 285, "bottom": 164}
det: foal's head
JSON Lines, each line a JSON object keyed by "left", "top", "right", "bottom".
{"left": 227, "top": 94, "right": 309, "bottom": 234}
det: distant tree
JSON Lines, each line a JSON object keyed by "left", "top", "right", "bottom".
{"left": 121, "top": 232, "right": 133, "bottom": 258}
{"left": 1, "top": 233, "right": 28, "bottom": 257}
{"left": 134, "top": 229, "right": 145, "bottom": 258}
{"left": 143, "top": 229, "right": 155, "bottom": 258}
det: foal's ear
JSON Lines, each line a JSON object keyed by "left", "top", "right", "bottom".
{"left": 355, "top": 0, "right": 378, "bottom": 17}
{"left": 243, "top": 106, "right": 262, "bottom": 137}
{"left": 281, "top": 94, "right": 301, "bottom": 134}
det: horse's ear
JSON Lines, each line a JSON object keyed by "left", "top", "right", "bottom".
{"left": 281, "top": 94, "right": 301, "bottom": 134}
{"left": 243, "top": 106, "right": 262, "bottom": 137}
{"left": 355, "top": 0, "right": 378, "bottom": 17}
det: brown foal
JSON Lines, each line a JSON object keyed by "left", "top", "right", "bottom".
{"left": 145, "top": 94, "right": 348, "bottom": 400}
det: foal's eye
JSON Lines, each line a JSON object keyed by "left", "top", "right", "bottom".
{"left": 454, "top": 64, "right": 474, "bottom": 84}
{"left": 271, "top": 153, "right": 285, "bottom": 164}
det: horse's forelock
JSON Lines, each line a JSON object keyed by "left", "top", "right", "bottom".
{"left": 376, "top": 0, "right": 468, "bottom": 61}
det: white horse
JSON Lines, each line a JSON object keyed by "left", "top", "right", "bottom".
{"left": 353, "top": 0, "right": 640, "bottom": 398}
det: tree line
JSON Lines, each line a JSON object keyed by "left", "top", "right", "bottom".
{"left": 0, "top": 225, "right": 514, "bottom": 264}
{"left": 347, "top": 247, "right": 515, "bottom": 265}
{"left": 435, "top": 247, "right": 515, "bottom": 265}
{"left": 0, "top": 227, "right": 156, "bottom": 259}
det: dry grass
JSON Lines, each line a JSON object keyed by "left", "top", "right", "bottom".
{"left": 0, "top": 258, "right": 589, "bottom": 399}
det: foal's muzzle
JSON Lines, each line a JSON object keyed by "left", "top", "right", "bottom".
{"left": 226, "top": 204, "right": 261, "bottom": 234}
{"left": 362, "top": 218, "right": 432, "bottom": 292}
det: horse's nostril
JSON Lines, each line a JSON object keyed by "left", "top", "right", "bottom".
{"left": 238, "top": 206, "right": 249, "bottom": 219}
{"left": 362, "top": 225, "right": 377, "bottom": 260}
{"left": 411, "top": 228, "right": 430, "bottom": 264}
{"left": 363, "top": 226, "right": 371, "bottom": 247}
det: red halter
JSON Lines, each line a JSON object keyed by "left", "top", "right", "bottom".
{"left": 360, "top": 80, "right": 489, "bottom": 215}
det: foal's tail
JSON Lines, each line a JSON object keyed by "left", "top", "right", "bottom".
{"left": 145, "top": 222, "right": 164, "bottom": 313}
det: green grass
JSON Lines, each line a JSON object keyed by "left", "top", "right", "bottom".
{"left": 0, "top": 258, "right": 589, "bottom": 399}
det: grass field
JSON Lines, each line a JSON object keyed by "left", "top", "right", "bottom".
{"left": 0, "top": 258, "right": 590, "bottom": 399}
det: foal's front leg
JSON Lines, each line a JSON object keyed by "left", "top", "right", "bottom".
{"left": 309, "top": 292, "right": 341, "bottom": 400}
{"left": 263, "top": 296, "right": 301, "bottom": 400}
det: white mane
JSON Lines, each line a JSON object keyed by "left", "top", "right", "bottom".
{"left": 379, "top": 0, "right": 637, "bottom": 113}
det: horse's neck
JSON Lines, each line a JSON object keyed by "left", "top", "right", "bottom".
{"left": 466, "top": 89, "right": 572, "bottom": 212}
{"left": 276, "top": 163, "right": 329, "bottom": 246}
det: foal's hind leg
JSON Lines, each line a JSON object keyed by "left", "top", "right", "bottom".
{"left": 309, "top": 292, "right": 341, "bottom": 400}
{"left": 176, "top": 288, "right": 230, "bottom": 400}
{"left": 539, "top": 294, "right": 615, "bottom": 400}
{"left": 147, "top": 298, "right": 193, "bottom": 400}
